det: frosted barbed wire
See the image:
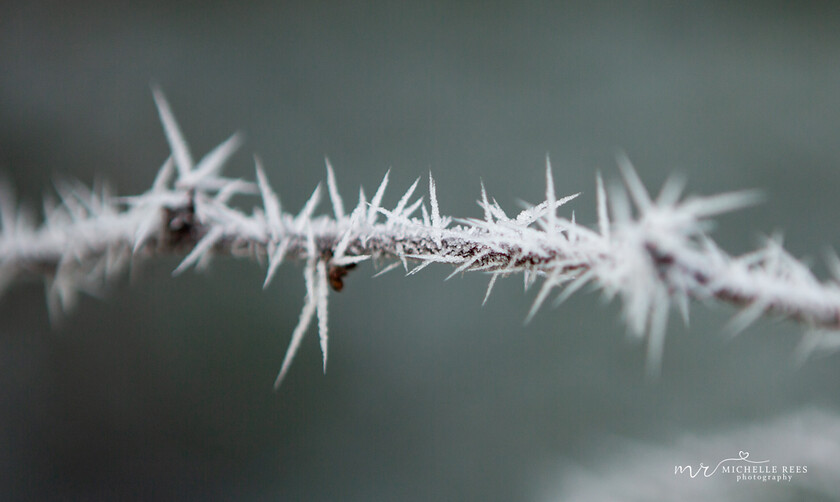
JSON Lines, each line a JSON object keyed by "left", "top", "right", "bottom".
{"left": 2, "top": 90, "right": 840, "bottom": 386}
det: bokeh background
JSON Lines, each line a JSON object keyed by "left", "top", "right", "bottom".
{"left": 2, "top": 1, "right": 840, "bottom": 500}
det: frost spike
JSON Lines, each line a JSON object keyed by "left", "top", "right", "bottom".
{"left": 391, "top": 177, "right": 420, "bottom": 221}
{"left": 489, "top": 197, "right": 509, "bottom": 221}
{"left": 515, "top": 194, "right": 580, "bottom": 225}
{"left": 395, "top": 242, "right": 408, "bottom": 270}
{"left": 596, "top": 171, "right": 609, "bottom": 241}
{"left": 255, "top": 157, "right": 282, "bottom": 240}
{"left": 403, "top": 197, "right": 424, "bottom": 220}
{"left": 429, "top": 171, "right": 441, "bottom": 228}
{"left": 53, "top": 181, "right": 86, "bottom": 221}
{"left": 275, "top": 261, "right": 318, "bottom": 389}
{"left": 545, "top": 155, "right": 557, "bottom": 231}
{"left": 355, "top": 187, "right": 367, "bottom": 215}
{"left": 429, "top": 171, "right": 443, "bottom": 247}
{"left": 675, "top": 289, "right": 690, "bottom": 327}
{"left": 152, "top": 157, "right": 175, "bottom": 192}
{"left": 403, "top": 254, "right": 461, "bottom": 264}
{"left": 553, "top": 270, "right": 595, "bottom": 307}
{"left": 607, "top": 179, "right": 632, "bottom": 224}
{"left": 526, "top": 269, "right": 566, "bottom": 324}
{"left": 645, "top": 286, "right": 670, "bottom": 379}
{"left": 185, "top": 133, "right": 243, "bottom": 186}
{"left": 524, "top": 270, "right": 536, "bottom": 291}
{"left": 723, "top": 299, "right": 769, "bottom": 337}
{"left": 656, "top": 173, "right": 686, "bottom": 207}
{"left": 41, "top": 193, "right": 60, "bottom": 228}
{"left": 482, "top": 273, "right": 500, "bottom": 306}
{"left": 616, "top": 153, "right": 651, "bottom": 212}
{"left": 681, "top": 190, "right": 763, "bottom": 219}
{"left": 152, "top": 86, "right": 193, "bottom": 178}
{"left": 371, "top": 204, "right": 415, "bottom": 227}
{"left": 263, "top": 238, "right": 290, "bottom": 289}
{"left": 46, "top": 270, "right": 75, "bottom": 322}
{"left": 331, "top": 255, "right": 370, "bottom": 267}
{"left": 325, "top": 158, "right": 345, "bottom": 221}
{"left": 172, "top": 226, "right": 225, "bottom": 276}
{"left": 132, "top": 213, "right": 159, "bottom": 254}
{"left": 296, "top": 184, "right": 322, "bottom": 226}
{"left": 315, "top": 259, "right": 330, "bottom": 374}
{"left": 215, "top": 180, "right": 253, "bottom": 205}
{"left": 406, "top": 260, "right": 434, "bottom": 276}
{"left": 333, "top": 210, "right": 359, "bottom": 260}
{"left": 445, "top": 249, "right": 490, "bottom": 281}
{"left": 367, "top": 169, "right": 390, "bottom": 225}
{"left": 479, "top": 180, "right": 493, "bottom": 223}
{"left": 372, "top": 261, "right": 402, "bottom": 278}
{"left": 421, "top": 204, "right": 430, "bottom": 227}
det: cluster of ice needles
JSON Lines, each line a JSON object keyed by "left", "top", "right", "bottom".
{"left": 3, "top": 89, "right": 840, "bottom": 386}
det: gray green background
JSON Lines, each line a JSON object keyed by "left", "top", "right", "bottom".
{"left": 2, "top": 1, "right": 840, "bottom": 500}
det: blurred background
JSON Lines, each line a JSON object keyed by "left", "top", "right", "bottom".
{"left": 2, "top": 1, "right": 840, "bottom": 500}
